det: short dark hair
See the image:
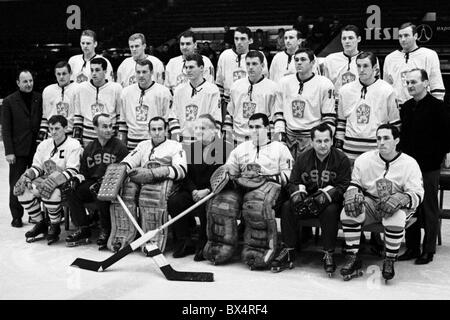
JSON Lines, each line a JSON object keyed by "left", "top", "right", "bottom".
{"left": 356, "top": 51, "right": 377, "bottom": 68}
{"left": 93, "top": 113, "right": 110, "bottom": 127}
{"left": 179, "top": 30, "right": 196, "bottom": 43}
{"left": 148, "top": 116, "right": 167, "bottom": 130}
{"left": 376, "top": 123, "right": 400, "bottom": 140}
{"left": 90, "top": 57, "right": 107, "bottom": 70}
{"left": 311, "top": 123, "right": 333, "bottom": 140}
{"left": 234, "top": 26, "right": 252, "bottom": 39}
{"left": 294, "top": 48, "right": 315, "bottom": 62}
{"left": 341, "top": 24, "right": 361, "bottom": 37}
{"left": 81, "top": 29, "right": 97, "bottom": 42}
{"left": 408, "top": 68, "right": 429, "bottom": 81}
{"left": 16, "top": 69, "right": 33, "bottom": 81}
{"left": 185, "top": 53, "right": 204, "bottom": 67}
{"left": 246, "top": 50, "right": 265, "bottom": 64}
{"left": 54, "top": 61, "right": 71, "bottom": 73}
{"left": 48, "top": 115, "right": 68, "bottom": 128}
{"left": 136, "top": 59, "right": 154, "bottom": 72}
{"left": 198, "top": 114, "right": 217, "bottom": 127}
{"left": 399, "top": 22, "right": 417, "bottom": 35}
{"left": 248, "top": 113, "right": 269, "bottom": 127}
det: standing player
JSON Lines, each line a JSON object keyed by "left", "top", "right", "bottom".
{"left": 73, "top": 57, "right": 122, "bottom": 147}
{"left": 118, "top": 60, "right": 178, "bottom": 150}
{"left": 14, "top": 115, "right": 82, "bottom": 244}
{"left": 116, "top": 33, "right": 165, "bottom": 87}
{"left": 39, "top": 61, "right": 79, "bottom": 140}
{"left": 340, "top": 124, "right": 423, "bottom": 282}
{"left": 172, "top": 53, "right": 222, "bottom": 143}
{"left": 223, "top": 51, "right": 284, "bottom": 145}
{"left": 279, "top": 48, "right": 336, "bottom": 159}
{"left": 165, "top": 31, "right": 215, "bottom": 93}
{"left": 68, "top": 30, "right": 114, "bottom": 83}
{"left": 216, "top": 26, "right": 269, "bottom": 119}
{"left": 383, "top": 22, "right": 445, "bottom": 105}
{"left": 65, "top": 113, "right": 128, "bottom": 248}
{"left": 336, "top": 52, "right": 401, "bottom": 162}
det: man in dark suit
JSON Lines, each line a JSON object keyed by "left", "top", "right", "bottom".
{"left": 2, "top": 69, "right": 42, "bottom": 227}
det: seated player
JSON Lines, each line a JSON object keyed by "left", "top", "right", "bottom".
{"left": 65, "top": 113, "right": 128, "bottom": 248}
{"left": 203, "top": 113, "right": 293, "bottom": 270}
{"left": 14, "top": 115, "right": 82, "bottom": 244}
{"left": 340, "top": 124, "right": 424, "bottom": 282}
{"left": 272, "top": 123, "right": 351, "bottom": 276}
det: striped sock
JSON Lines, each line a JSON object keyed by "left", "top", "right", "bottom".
{"left": 20, "top": 198, "right": 43, "bottom": 222}
{"left": 341, "top": 221, "right": 362, "bottom": 254}
{"left": 384, "top": 227, "right": 404, "bottom": 258}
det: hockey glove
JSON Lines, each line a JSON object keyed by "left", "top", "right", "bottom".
{"left": 334, "top": 138, "right": 344, "bottom": 149}
{"left": 89, "top": 178, "right": 103, "bottom": 197}
{"left": 377, "top": 193, "right": 410, "bottom": 218}
{"left": 13, "top": 169, "right": 36, "bottom": 196}
{"left": 302, "top": 190, "right": 331, "bottom": 216}
{"left": 344, "top": 188, "right": 365, "bottom": 217}
{"left": 128, "top": 166, "right": 171, "bottom": 184}
{"left": 39, "top": 171, "right": 67, "bottom": 199}
{"left": 290, "top": 190, "right": 308, "bottom": 215}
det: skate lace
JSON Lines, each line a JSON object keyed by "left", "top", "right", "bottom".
{"left": 275, "top": 247, "right": 291, "bottom": 262}
{"left": 383, "top": 258, "right": 395, "bottom": 273}
{"left": 343, "top": 254, "right": 358, "bottom": 269}
{"left": 323, "top": 252, "right": 334, "bottom": 266}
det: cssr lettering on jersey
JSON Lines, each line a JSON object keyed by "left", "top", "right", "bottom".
{"left": 86, "top": 153, "right": 118, "bottom": 168}
{"left": 301, "top": 169, "right": 337, "bottom": 184}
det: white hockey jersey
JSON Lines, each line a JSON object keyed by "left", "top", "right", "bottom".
{"left": 349, "top": 150, "right": 424, "bottom": 211}
{"left": 164, "top": 55, "right": 215, "bottom": 92}
{"left": 383, "top": 47, "right": 445, "bottom": 104}
{"left": 30, "top": 136, "right": 82, "bottom": 180}
{"left": 116, "top": 55, "right": 165, "bottom": 87}
{"left": 336, "top": 79, "right": 401, "bottom": 161}
{"left": 68, "top": 54, "right": 114, "bottom": 83}
{"left": 73, "top": 80, "right": 122, "bottom": 147}
{"left": 226, "top": 140, "right": 293, "bottom": 187}
{"left": 269, "top": 51, "right": 322, "bottom": 83}
{"left": 279, "top": 73, "right": 336, "bottom": 135}
{"left": 323, "top": 51, "right": 359, "bottom": 94}
{"left": 118, "top": 82, "right": 177, "bottom": 149}
{"left": 122, "top": 138, "right": 187, "bottom": 181}
{"left": 216, "top": 49, "right": 269, "bottom": 102}
{"left": 40, "top": 82, "right": 79, "bottom": 135}
{"left": 224, "top": 76, "right": 284, "bottom": 141}
{"left": 172, "top": 80, "right": 222, "bottom": 140}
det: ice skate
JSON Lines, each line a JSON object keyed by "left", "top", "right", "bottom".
{"left": 25, "top": 220, "right": 48, "bottom": 243}
{"left": 96, "top": 228, "right": 109, "bottom": 250}
{"left": 323, "top": 251, "right": 336, "bottom": 277}
{"left": 270, "top": 245, "right": 295, "bottom": 273}
{"left": 340, "top": 253, "right": 363, "bottom": 281}
{"left": 46, "top": 223, "right": 61, "bottom": 245}
{"left": 382, "top": 256, "right": 396, "bottom": 283}
{"left": 66, "top": 227, "right": 91, "bottom": 247}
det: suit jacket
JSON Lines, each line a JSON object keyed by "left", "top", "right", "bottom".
{"left": 1, "top": 90, "right": 42, "bottom": 157}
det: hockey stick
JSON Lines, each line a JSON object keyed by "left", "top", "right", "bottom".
{"left": 70, "top": 166, "right": 229, "bottom": 277}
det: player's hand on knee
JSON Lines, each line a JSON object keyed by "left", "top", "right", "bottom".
{"left": 290, "top": 191, "right": 307, "bottom": 215}
{"left": 377, "top": 193, "right": 410, "bottom": 218}
{"left": 13, "top": 175, "right": 31, "bottom": 196}
{"left": 344, "top": 188, "right": 364, "bottom": 217}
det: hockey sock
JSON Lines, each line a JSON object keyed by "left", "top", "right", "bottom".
{"left": 341, "top": 221, "right": 361, "bottom": 254}
{"left": 384, "top": 227, "right": 404, "bottom": 258}
{"left": 20, "top": 197, "right": 43, "bottom": 222}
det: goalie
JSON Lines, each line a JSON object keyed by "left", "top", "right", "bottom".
{"left": 203, "top": 113, "right": 293, "bottom": 270}
{"left": 14, "top": 115, "right": 82, "bottom": 244}
{"left": 271, "top": 123, "right": 351, "bottom": 276}
{"left": 103, "top": 116, "right": 187, "bottom": 252}
{"left": 340, "top": 124, "right": 424, "bottom": 282}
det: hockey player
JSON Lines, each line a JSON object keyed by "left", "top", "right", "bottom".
{"left": 68, "top": 29, "right": 114, "bottom": 83}
{"left": 172, "top": 53, "right": 222, "bottom": 143}
{"left": 279, "top": 48, "right": 336, "bottom": 159}
{"left": 65, "top": 113, "right": 128, "bottom": 247}
{"left": 14, "top": 115, "right": 82, "bottom": 244}
{"left": 165, "top": 31, "right": 215, "bottom": 93}
{"left": 168, "top": 114, "right": 233, "bottom": 260}
{"left": 73, "top": 57, "right": 122, "bottom": 147}
{"left": 336, "top": 51, "right": 401, "bottom": 162}
{"left": 383, "top": 22, "right": 445, "bottom": 105}
{"left": 116, "top": 33, "right": 165, "bottom": 87}
{"left": 340, "top": 124, "right": 424, "bottom": 282}
{"left": 223, "top": 50, "right": 284, "bottom": 145}
{"left": 108, "top": 116, "right": 187, "bottom": 252}
{"left": 39, "top": 61, "right": 79, "bottom": 140}
{"left": 118, "top": 60, "right": 178, "bottom": 150}
{"left": 204, "top": 113, "right": 293, "bottom": 270}
{"left": 272, "top": 123, "right": 351, "bottom": 275}
{"left": 216, "top": 26, "right": 269, "bottom": 119}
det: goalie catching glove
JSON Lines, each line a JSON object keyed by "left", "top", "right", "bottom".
{"left": 39, "top": 171, "right": 67, "bottom": 199}
{"left": 344, "top": 188, "right": 365, "bottom": 217}
{"left": 128, "top": 166, "right": 171, "bottom": 184}
{"left": 13, "top": 168, "right": 36, "bottom": 196}
{"left": 376, "top": 193, "right": 410, "bottom": 217}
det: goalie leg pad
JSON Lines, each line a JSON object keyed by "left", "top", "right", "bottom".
{"left": 138, "top": 180, "right": 173, "bottom": 252}
{"left": 203, "top": 190, "right": 242, "bottom": 265}
{"left": 107, "top": 181, "right": 139, "bottom": 252}
{"left": 241, "top": 181, "right": 281, "bottom": 269}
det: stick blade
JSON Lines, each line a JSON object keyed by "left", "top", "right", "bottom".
{"left": 161, "top": 265, "right": 214, "bottom": 282}
{"left": 70, "top": 258, "right": 104, "bottom": 272}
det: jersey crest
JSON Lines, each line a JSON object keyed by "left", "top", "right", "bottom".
{"left": 136, "top": 104, "right": 150, "bottom": 122}
{"left": 56, "top": 101, "right": 70, "bottom": 118}
{"left": 356, "top": 103, "right": 371, "bottom": 124}
{"left": 76, "top": 73, "right": 88, "bottom": 83}
{"left": 233, "top": 69, "right": 247, "bottom": 82}
{"left": 128, "top": 75, "right": 136, "bottom": 85}
{"left": 91, "top": 102, "right": 105, "bottom": 117}
{"left": 292, "top": 99, "right": 306, "bottom": 118}
{"left": 376, "top": 178, "right": 393, "bottom": 199}
{"left": 176, "top": 73, "right": 188, "bottom": 86}
{"left": 185, "top": 104, "right": 199, "bottom": 121}
{"left": 242, "top": 101, "right": 256, "bottom": 118}
{"left": 341, "top": 71, "right": 356, "bottom": 85}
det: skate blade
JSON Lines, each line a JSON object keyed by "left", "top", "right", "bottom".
{"left": 47, "top": 237, "right": 60, "bottom": 245}
{"left": 342, "top": 270, "right": 363, "bottom": 281}
{"left": 66, "top": 239, "right": 91, "bottom": 247}
{"left": 270, "top": 264, "right": 294, "bottom": 273}
{"left": 26, "top": 236, "right": 46, "bottom": 243}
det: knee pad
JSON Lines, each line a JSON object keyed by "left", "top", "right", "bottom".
{"left": 241, "top": 181, "right": 280, "bottom": 269}
{"left": 203, "top": 190, "right": 242, "bottom": 265}
{"left": 138, "top": 180, "right": 173, "bottom": 252}
{"left": 108, "top": 181, "right": 139, "bottom": 252}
